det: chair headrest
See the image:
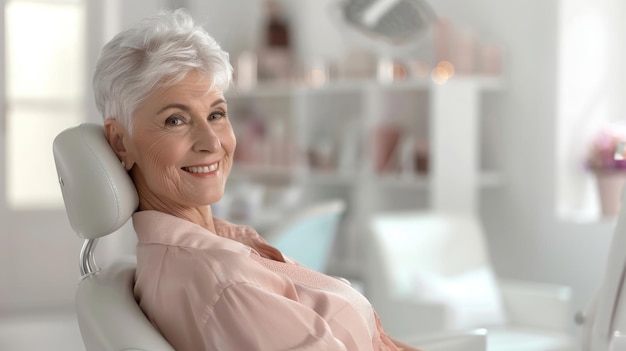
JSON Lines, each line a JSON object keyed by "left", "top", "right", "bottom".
{"left": 53, "top": 123, "right": 138, "bottom": 239}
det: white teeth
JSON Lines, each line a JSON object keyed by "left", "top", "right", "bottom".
{"left": 183, "top": 163, "right": 218, "bottom": 173}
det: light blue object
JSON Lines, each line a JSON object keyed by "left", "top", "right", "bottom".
{"left": 269, "top": 200, "right": 346, "bottom": 273}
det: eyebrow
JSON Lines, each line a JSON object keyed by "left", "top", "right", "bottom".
{"left": 157, "top": 99, "right": 227, "bottom": 114}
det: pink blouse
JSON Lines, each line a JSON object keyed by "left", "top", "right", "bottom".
{"left": 133, "top": 210, "right": 400, "bottom": 351}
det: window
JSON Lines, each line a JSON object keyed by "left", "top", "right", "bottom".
{"left": 557, "top": 0, "right": 626, "bottom": 220}
{"left": 5, "top": 0, "right": 86, "bottom": 209}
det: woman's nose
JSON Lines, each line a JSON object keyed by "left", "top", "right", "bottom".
{"left": 193, "top": 122, "right": 221, "bottom": 152}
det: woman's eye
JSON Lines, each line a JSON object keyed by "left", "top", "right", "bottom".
{"left": 165, "top": 115, "right": 185, "bottom": 126}
{"left": 209, "top": 111, "right": 227, "bottom": 121}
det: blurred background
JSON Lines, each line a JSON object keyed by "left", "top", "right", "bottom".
{"left": 1, "top": 0, "right": 626, "bottom": 349}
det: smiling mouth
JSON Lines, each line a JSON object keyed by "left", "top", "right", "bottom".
{"left": 181, "top": 163, "right": 218, "bottom": 174}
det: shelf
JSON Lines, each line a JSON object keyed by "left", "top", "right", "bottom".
{"left": 229, "top": 164, "right": 305, "bottom": 183}
{"left": 230, "top": 164, "right": 503, "bottom": 189}
{"left": 226, "top": 76, "right": 503, "bottom": 99}
{"left": 558, "top": 209, "right": 620, "bottom": 225}
{"left": 306, "top": 170, "right": 361, "bottom": 185}
{"left": 224, "top": 72, "right": 505, "bottom": 265}
{"left": 373, "top": 171, "right": 502, "bottom": 189}
{"left": 230, "top": 165, "right": 359, "bottom": 185}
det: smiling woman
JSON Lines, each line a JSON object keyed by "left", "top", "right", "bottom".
{"left": 104, "top": 71, "right": 236, "bottom": 229}
{"left": 89, "top": 8, "right": 423, "bottom": 351}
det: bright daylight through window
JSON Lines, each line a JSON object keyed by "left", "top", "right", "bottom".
{"left": 5, "top": 0, "right": 85, "bottom": 209}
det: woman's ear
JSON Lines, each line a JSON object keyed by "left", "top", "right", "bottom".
{"left": 104, "top": 119, "right": 135, "bottom": 171}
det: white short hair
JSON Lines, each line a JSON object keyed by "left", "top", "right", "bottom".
{"left": 93, "top": 9, "right": 233, "bottom": 131}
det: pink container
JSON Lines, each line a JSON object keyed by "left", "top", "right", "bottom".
{"left": 596, "top": 171, "right": 626, "bottom": 217}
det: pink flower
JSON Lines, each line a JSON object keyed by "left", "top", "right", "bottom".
{"left": 586, "top": 124, "right": 626, "bottom": 171}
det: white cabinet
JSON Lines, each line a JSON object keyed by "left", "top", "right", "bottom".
{"left": 223, "top": 77, "right": 502, "bottom": 275}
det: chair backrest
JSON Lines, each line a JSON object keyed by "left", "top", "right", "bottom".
{"left": 53, "top": 123, "right": 138, "bottom": 240}
{"left": 366, "top": 211, "right": 507, "bottom": 332}
{"left": 368, "top": 211, "right": 492, "bottom": 297}
{"left": 53, "top": 123, "right": 174, "bottom": 350}
{"left": 268, "top": 199, "right": 346, "bottom": 272}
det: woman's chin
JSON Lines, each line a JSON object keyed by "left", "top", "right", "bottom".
{"left": 201, "top": 193, "right": 225, "bottom": 207}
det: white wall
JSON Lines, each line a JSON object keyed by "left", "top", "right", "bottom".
{"left": 0, "top": 1, "right": 8, "bottom": 314}
{"left": 190, "top": 0, "right": 263, "bottom": 57}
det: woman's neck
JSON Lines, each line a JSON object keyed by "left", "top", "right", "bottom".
{"left": 134, "top": 187, "right": 216, "bottom": 234}
{"left": 140, "top": 200, "right": 216, "bottom": 233}
{"left": 129, "top": 167, "right": 217, "bottom": 233}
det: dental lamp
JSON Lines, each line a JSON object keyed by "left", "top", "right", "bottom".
{"left": 328, "top": 0, "right": 437, "bottom": 57}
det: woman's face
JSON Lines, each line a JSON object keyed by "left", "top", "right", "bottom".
{"left": 117, "top": 70, "right": 236, "bottom": 211}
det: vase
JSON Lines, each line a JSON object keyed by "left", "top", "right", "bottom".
{"left": 372, "top": 125, "right": 401, "bottom": 173}
{"left": 595, "top": 170, "right": 626, "bottom": 217}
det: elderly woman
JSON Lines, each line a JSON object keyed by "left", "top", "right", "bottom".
{"left": 95, "top": 9, "right": 421, "bottom": 351}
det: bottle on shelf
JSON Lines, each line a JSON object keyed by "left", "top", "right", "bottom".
{"left": 257, "top": 0, "right": 293, "bottom": 83}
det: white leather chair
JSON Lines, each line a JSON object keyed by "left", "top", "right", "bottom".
{"left": 365, "top": 211, "right": 573, "bottom": 351}
{"left": 53, "top": 123, "right": 174, "bottom": 351}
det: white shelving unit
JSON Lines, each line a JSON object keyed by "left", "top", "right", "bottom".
{"left": 224, "top": 76, "right": 503, "bottom": 276}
